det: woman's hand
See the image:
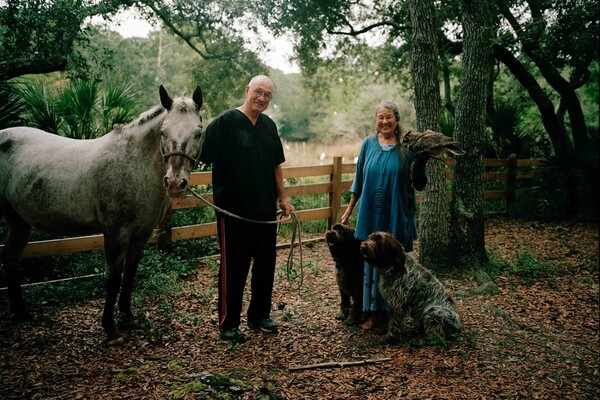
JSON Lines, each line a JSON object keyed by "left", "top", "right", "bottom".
{"left": 340, "top": 211, "right": 351, "bottom": 225}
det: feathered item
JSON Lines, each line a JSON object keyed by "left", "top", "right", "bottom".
{"left": 401, "top": 130, "right": 466, "bottom": 156}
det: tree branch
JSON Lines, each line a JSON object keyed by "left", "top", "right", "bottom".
{"left": 0, "top": 57, "right": 68, "bottom": 81}
{"left": 326, "top": 18, "right": 408, "bottom": 36}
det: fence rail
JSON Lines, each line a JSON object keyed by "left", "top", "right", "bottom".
{"left": 0, "top": 157, "right": 545, "bottom": 258}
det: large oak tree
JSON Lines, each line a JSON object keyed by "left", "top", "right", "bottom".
{"left": 0, "top": 0, "right": 133, "bottom": 80}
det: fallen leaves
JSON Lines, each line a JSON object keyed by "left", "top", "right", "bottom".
{"left": 0, "top": 217, "right": 598, "bottom": 399}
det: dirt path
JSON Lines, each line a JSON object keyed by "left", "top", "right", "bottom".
{"left": 1, "top": 218, "right": 598, "bottom": 399}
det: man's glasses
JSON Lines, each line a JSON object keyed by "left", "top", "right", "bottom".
{"left": 252, "top": 89, "right": 273, "bottom": 100}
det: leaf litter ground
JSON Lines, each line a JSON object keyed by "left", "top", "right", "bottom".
{"left": 1, "top": 217, "right": 598, "bottom": 399}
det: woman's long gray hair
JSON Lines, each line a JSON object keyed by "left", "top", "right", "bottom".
{"left": 375, "top": 101, "right": 408, "bottom": 161}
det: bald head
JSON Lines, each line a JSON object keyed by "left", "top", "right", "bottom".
{"left": 248, "top": 75, "right": 274, "bottom": 91}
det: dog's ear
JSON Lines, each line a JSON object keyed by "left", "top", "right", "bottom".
{"left": 384, "top": 234, "right": 406, "bottom": 274}
{"left": 394, "top": 254, "right": 408, "bottom": 276}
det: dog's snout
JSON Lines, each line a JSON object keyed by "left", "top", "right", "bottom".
{"left": 325, "top": 231, "right": 336, "bottom": 244}
{"left": 359, "top": 241, "right": 369, "bottom": 255}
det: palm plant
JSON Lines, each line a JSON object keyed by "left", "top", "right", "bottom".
{"left": 18, "top": 78, "right": 139, "bottom": 139}
{"left": 487, "top": 99, "right": 535, "bottom": 159}
{"left": 0, "top": 81, "right": 26, "bottom": 129}
{"left": 59, "top": 79, "right": 99, "bottom": 139}
{"left": 18, "top": 79, "right": 64, "bottom": 134}
{"left": 99, "top": 80, "right": 139, "bottom": 133}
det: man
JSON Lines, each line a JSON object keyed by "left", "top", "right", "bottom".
{"left": 200, "top": 75, "right": 295, "bottom": 343}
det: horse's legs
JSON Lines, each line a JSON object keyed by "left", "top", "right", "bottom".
{"left": 102, "top": 235, "right": 126, "bottom": 340}
{"left": 1, "top": 213, "right": 32, "bottom": 318}
{"left": 118, "top": 231, "right": 153, "bottom": 330}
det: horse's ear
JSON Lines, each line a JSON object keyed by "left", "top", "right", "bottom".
{"left": 159, "top": 85, "right": 173, "bottom": 110}
{"left": 192, "top": 86, "right": 203, "bottom": 110}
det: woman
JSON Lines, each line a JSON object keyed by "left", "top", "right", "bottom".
{"left": 340, "top": 101, "right": 429, "bottom": 330}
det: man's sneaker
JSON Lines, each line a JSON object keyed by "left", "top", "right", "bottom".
{"left": 248, "top": 318, "right": 278, "bottom": 333}
{"left": 220, "top": 328, "right": 246, "bottom": 343}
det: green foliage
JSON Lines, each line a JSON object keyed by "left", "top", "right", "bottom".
{"left": 99, "top": 80, "right": 139, "bottom": 132}
{"left": 486, "top": 98, "right": 537, "bottom": 159}
{"left": 0, "top": 0, "right": 128, "bottom": 80}
{"left": 16, "top": 251, "right": 106, "bottom": 309}
{"left": 541, "top": 0, "right": 599, "bottom": 72}
{"left": 16, "top": 79, "right": 63, "bottom": 134}
{"left": 488, "top": 249, "right": 565, "bottom": 286}
{"left": 507, "top": 252, "right": 564, "bottom": 280}
{"left": 270, "top": 71, "right": 320, "bottom": 142}
{"left": 0, "top": 81, "right": 25, "bottom": 128}
{"left": 59, "top": 79, "right": 99, "bottom": 138}
{"left": 190, "top": 48, "right": 267, "bottom": 115}
{"left": 517, "top": 132, "right": 599, "bottom": 222}
{"left": 17, "top": 78, "right": 139, "bottom": 138}
{"left": 440, "top": 110, "right": 455, "bottom": 137}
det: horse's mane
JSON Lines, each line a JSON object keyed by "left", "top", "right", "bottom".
{"left": 135, "top": 105, "right": 166, "bottom": 127}
{"left": 113, "top": 97, "right": 198, "bottom": 135}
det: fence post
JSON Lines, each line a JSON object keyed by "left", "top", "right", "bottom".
{"left": 506, "top": 156, "right": 518, "bottom": 217}
{"left": 329, "top": 156, "right": 343, "bottom": 228}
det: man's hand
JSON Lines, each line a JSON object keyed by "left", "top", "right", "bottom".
{"left": 279, "top": 198, "right": 295, "bottom": 217}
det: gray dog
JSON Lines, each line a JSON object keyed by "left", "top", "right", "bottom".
{"left": 325, "top": 223, "right": 364, "bottom": 324}
{"left": 360, "top": 231, "right": 462, "bottom": 343}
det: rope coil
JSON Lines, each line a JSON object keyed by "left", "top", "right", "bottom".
{"left": 186, "top": 187, "right": 304, "bottom": 288}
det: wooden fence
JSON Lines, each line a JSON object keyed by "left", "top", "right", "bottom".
{"left": 0, "top": 157, "right": 545, "bottom": 259}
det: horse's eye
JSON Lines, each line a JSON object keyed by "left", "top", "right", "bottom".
{"left": 195, "top": 130, "right": 203, "bottom": 139}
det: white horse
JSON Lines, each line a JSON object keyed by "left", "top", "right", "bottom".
{"left": 0, "top": 85, "right": 203, "bottom": 340}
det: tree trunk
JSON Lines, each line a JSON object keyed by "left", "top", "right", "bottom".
{"left": 408, "top": 0, "right": 450, "bottom": 268}
{"left": 450, "top": 0, "right": 494, "bottom": 268}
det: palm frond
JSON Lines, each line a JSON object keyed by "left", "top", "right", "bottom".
{"left": 100, "top": 81, "right": 139, "bottom": 132}
{"left": 59, "top": 79, "right": 99, "bottom": 139}
{"left": 18, "top": 79, "right": 63, "bottom": 134}
{"left": 0, "top": 81, "right": 26, "bottom": 129}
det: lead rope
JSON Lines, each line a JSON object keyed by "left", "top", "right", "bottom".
{"left": 284, "top": 211, "right": 303, "bottom": 289}
{"left": 186, "top": 187, "right": 304, "bottom": 289}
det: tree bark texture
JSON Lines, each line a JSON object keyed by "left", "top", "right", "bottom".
{"left": 450, "top": 0, "right": 494, "bottom": 268}
{"left": 408, "top": 0, "right": 451, "bottom": 268}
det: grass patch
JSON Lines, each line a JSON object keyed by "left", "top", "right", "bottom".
{"left": 486, "top": 248, "right": 566, "bottom": 285}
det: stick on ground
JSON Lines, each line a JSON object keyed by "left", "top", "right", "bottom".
{"left": 288, "top": 357, "right": 392, "bottom": 371}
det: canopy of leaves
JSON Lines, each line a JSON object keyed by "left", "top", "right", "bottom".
{"left": 0, "top": 0, "right": 131, "bottom": 80}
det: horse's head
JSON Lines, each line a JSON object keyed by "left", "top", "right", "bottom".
{"left": 159, "top": 85, "right": 204, "bottom": 197}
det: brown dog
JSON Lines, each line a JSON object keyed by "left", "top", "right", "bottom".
{"left": 360, "top": 231, "right": 462, "bottom": 342}
{"left": 325, "top": 223, "right": 364, "bottom": 324}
